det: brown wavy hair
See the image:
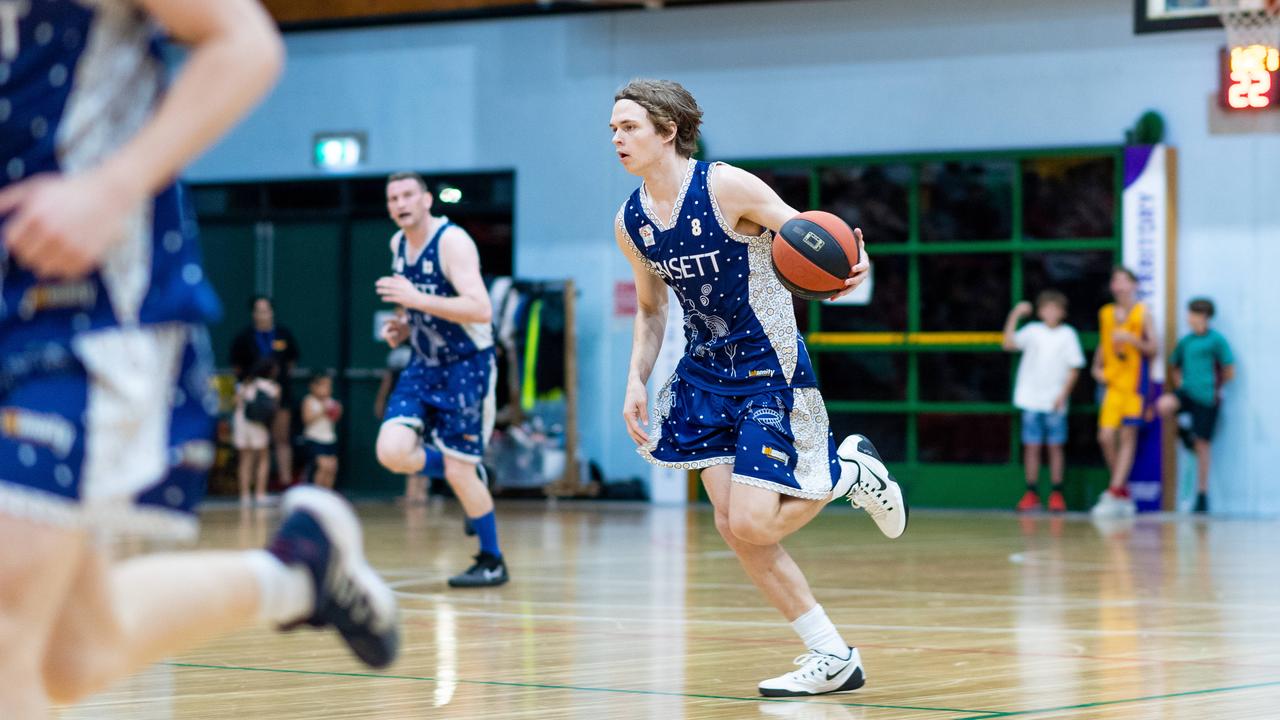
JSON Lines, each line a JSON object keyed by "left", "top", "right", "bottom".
{"left": 615, "top": 79, "right": 703, "bottom": 158}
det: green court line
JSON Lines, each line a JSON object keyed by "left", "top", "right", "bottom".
{"left": 162, "top": 661, "right": 997, "bottom": 716}
{"left": 953, "top": 679, "right": 1280, "bottom": 720}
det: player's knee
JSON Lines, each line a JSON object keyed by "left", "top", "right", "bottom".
{"left": 728, "top": 508, "right": 777, "bottom": 546}
{"left": 375, "top": 439, "right": 414, "bottom": 474}
{"left": 712, "top": 510, "right": 734, "bottom": 542}
{"left": 1156, "top": 394, "right": 1178, "bottom": 416}
{"left": 318, "top": 457, "right": 338, "bottom": 473}
{"left": 443, "top": 460, "right": 477, "bottom": 485}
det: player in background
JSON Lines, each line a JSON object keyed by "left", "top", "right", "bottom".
{"left": 375, "top": 172, "right": 508, "bottom": 588}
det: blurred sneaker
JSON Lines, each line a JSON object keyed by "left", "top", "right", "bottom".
{"left": 1193, "top": 493, "right": 1209, "bottom": 514}
{"left": 1016, "top": 490, "right": 1041, "bottom": 512}
{"left": 269, "top": 486, "right": 400, "bottom": 668}
{"left": 1047, "top": 490, "right": 1067, "bottom": 513}
{"left": 1094, "top": 488, "right": 1137, "bottom": 518}
{"left": 448, "top": 551, "right": 509, "bottom": 588}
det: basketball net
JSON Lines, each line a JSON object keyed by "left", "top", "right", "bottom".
{"left": 1213, "top": 0, "right": 1280, "bottom": 50}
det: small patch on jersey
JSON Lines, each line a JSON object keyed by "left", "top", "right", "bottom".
{"left": 761, "top": 445, "right": 790, "bottom": 465}
{"left": 640, "top": 224, "right": 655, "bottom": 247}
{"left": 462, "top": 434, "right": 480, "bottom": 442}
{"left": 749, "top": 369, "right": 775, "bottom": 378}
{"left": 422, "top": 259, "right": 434, "bottom": 274}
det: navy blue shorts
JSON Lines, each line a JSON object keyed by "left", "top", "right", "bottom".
{"left": 639, "top": 374, "right": 840, "bottom": 499}
{"left": 307, "top": 440, "right": 337, "bottom": 458}
{"left": 0, "top": 324, "right": 217, "bottom": 540}
{"left": 383, "top": 349, "right": 496, "bottom": 462}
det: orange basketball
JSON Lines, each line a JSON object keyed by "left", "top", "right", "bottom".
{"left": 772, "top": 211, "right": 861, "bottom": 300}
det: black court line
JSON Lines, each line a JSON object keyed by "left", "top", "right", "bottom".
{"left": 162, "top": 661, "right": 1001, "bottom": 716}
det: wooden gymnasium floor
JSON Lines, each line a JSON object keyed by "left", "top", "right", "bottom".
{"left": 63, "top": 501, "right": 1280, "bottom": 720}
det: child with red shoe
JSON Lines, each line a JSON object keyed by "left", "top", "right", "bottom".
{"left": 1003, "top": 291, "right": 1085, "bottom": 512}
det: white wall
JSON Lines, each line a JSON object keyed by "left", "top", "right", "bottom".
{"left": 189, "top": 0, "right": 1280, "bottom": 514}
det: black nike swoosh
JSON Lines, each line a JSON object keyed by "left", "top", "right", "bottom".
{"left": 825, "top": 662, "right": 850, "bottom": 681}
{"left": 839, "top": 455, "right": 887, "bottom": 491}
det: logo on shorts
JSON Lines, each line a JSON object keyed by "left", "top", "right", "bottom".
{"left": 0, "top": 408, "right": 76, "bottom": 457}
{"left": 747, "top": 397, "right": 786, "bottom": 431}
{"left": 761, "top": 445, "right": 790, "bottom": 464}
{"left": 749, "top": 369, "right": 775, "bottom": 378}
{"left": 18, "top": 281, "right": 97, "bottom": 320}
{"left": 462, "top": 434, "right": 479, "bottom": 442}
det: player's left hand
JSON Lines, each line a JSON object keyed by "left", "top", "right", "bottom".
{"left": 0, "top": 171, "right": 142, "bottom": 280}
{"left": 376, "top": 275, "right": 424, "bottom": 311}
{"left": 828, "top": 230, "right": 868, "bottom": 301}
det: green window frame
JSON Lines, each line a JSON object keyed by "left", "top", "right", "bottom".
{"left": 735, "top": 146, "right": 1124, "bottom": 509}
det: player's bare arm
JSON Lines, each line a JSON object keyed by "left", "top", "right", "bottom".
{"left": 376, "top": 228, "right": 493, "bottom": 325}
{"left": 0, "top": 0, "right": 283, "bottom": 279}
{"left": 710, "top": 163, "right": 869, "bottom": 299}
{"left": 618, "top": 217, "right": 669, "bottom": 446}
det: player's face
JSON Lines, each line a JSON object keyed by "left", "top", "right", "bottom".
{"left": 610, "top": 100, "right": 671, "bottom": 175}
{"left": 387, "top": 180, "right": 432, "bottom": 229}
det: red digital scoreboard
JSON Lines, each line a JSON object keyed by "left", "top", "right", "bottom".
{"left": 1221, "top": 44, "right": 1280, "bottom": 110}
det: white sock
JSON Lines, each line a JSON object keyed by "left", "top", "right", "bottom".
{"left": 791, "top": 604, "right": 849, "bottom": 657}
{"left": 247, "top": 550, "right": 315, "bottom": 626}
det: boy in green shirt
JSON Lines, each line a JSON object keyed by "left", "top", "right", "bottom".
{"left": 1156, "top": 298, "right": 1236, "bottom": 513}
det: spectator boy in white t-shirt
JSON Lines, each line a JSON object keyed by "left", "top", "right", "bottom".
{"left": 1003, "top": 290, "right": 1085, "bottom": 512}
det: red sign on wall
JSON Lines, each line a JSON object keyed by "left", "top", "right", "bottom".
{"left": 614, "top": 281, "right": 637, "bottom": 318}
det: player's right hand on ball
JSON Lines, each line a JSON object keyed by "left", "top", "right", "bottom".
{"left": 380, "top": 316, "right": 409, "bottom": 347}
{"left": 623, "top": 381, "right": 650, "bottom": 446}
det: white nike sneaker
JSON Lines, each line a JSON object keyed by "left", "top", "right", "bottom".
{"left": 1091, "top": 489, "right": 1137, "bottom": 519}
{"left": 834, "top": 435, "right": 909, "bottom": 539}
{"left": 758, "top": 647, "right": 866, "bottom": 697}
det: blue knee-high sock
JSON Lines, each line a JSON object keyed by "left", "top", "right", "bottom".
{"left": 419, "top": 446, "right": 444, "bottom": 478}
{"left": 470, "top": 511, "right": 501, "bottom": 558}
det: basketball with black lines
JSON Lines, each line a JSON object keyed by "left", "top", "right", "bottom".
{"left": 771, "top": 211, "right": 860, "bottom": 301}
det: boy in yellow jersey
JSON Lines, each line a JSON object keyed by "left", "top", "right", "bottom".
{"left": 1091, "top": 267, "right": 1158, "bottom": 517}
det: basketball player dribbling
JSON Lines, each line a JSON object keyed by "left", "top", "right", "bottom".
{"left": 611, "top": 79, "right": 909, "bottom": 697}
{"left": 0, "top": 2, "right": 397, "bottom": 714}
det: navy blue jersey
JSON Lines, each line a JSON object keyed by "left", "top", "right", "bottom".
{"left": 390, "top": 219, "right": 493, "bottom": 366}
{"left": 618, "top": 159, "right": 816, "bottom": 395}
{"left": 0, "top": 0, "right": 221, "bottom": 353}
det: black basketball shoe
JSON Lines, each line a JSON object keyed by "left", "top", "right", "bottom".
{"left": 448, "top": 551, "right": 509, "bottom": 588}
{"left": 268, "top": 486, "right": 400, "bottom": 668}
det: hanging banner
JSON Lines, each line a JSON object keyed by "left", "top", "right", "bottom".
{"left": 1122, "top": 144, "right": 1174, "bottom": 512}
